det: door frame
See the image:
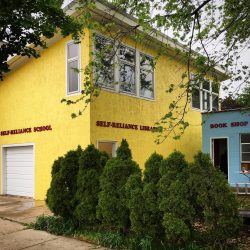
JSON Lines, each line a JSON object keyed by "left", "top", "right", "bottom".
{"left": 1, "top": 143, "right": 35, "bottom": 198}
{"left": 210, "top": 137, "right": 230, "bottom": 182}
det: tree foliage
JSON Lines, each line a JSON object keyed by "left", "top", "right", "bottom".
{"left": 0, "top": 0, "right": 86, "bottom": 80}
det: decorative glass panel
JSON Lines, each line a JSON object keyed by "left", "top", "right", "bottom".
{"left": 192, "top": 88, "right": 200, "bottom": 109}
{"left": 212, "top": 94, "right": 219, "bottom": 111}
{"left": 68, "top": 60, "right": 79, "bottom": 93}
{"left": 119, "top": 64, "right": 135, "bottom": 93}
{"left": 68, "top": 43, "right": 79, "bottom": 59}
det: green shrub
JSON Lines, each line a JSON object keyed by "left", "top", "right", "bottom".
{"left": 143, "top": 153, "right": 163, "bottom": 185}
{"left": 158, "top": 151, "right": 192, "bottom": 245}
{"left": 97, "top": 140, "right": 140, "bottom": 231}
{"left": 74, "top": 145, "right": 108, "bottom": 225}
{"left": 125, "top": 172, "right": 145, "bottom": 236}
{"left": 46, "top": 146, "right": 82, "bottom": 219}
{"left": 30, "top": 215, "right": 75, "bottom": 236}
{"left": 186, "top": 152, "right": 241, "bottom": 246}
{"left": 142, "top": 153, "right": 164, "bottom": 238}
{"left": 116, "top": 139, "right": 132, "bottom": 160}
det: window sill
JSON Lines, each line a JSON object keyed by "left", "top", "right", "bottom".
{"left": 102, "top": 87, "right": 155, "bottom": 102}
{"left": 66, "top": 91, "right": 81, "bottom": 97}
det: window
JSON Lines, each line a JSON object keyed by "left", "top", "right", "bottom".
{"left": 97, "top": 141, "right": 117, "bottom": 158}
{"left": 241, "top": 134, "right": 250, "bottom": 171}
{"left": 67, "top": 41, "right": 80, "bottom": 95}
{"left": 94, "top": 34, "right": 154, "bottom": 99}
{"left": 191, "top": 76, "right": 219, "bottom": 111}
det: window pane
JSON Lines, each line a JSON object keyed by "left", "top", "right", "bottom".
{"left": 192, "top": 88, "right": 200, "bottom": 109}
{"left": 119, "top": 64, "right": 136, "bottom": 94}
{"left": 212, "top": 82, "right": 219, "bottom": 93}
{"left": 212, "top": 94, "right": 219, "bottom": 111}
{"left": 203, "top": 80, "right": 210, "bottom": 90}
{"left": 202, "top": 91, "right": 210, "bottom": 111}
{"left": 95, "top": 35, "right": 114, "bottom": 88}
{"left": 242, "top": 153, "right": 250, "bottom": 162}
{"left": 95, "top": 62, "right": 114, "bottom": 88}
{"left": 242, "top": 144, "right": 250, "bottom": 153}
{"left": 68, "top": 43, "right": 79, "bottom": 59}
{"left": 119, "top": 46, "right": 135, "bottom": 64}
{"left": 140, "top": 69, "right": 153, "bottom": 98}
{"left": 241, "top": 163, "right": 250, "bottom": 171}
{"left": 241, "top": 134, "right": 250, "bottom": 143}
{"left": 68, "top": 60, "right": 79, "bottom": 93}
{"left": 140, "top": 54, "right": 153, "bottom": 71}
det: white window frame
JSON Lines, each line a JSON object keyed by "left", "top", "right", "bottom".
{"left": 97, "top": 140, "right": 117, "bottom": 157}
{"left": 240, "top": 134, "right": 250, "bottom": 168}
{"left": 66, "top": 41, "right": 81, "bottom": 96}
{"left": 191, "top": 75, "right": 219, "bottom": 112}
{"left": 93, "top": 33, "right": 155, "bottom": 101}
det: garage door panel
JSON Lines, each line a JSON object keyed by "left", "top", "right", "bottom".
{"left": 5, "top": 161, "right": 33, "bottom": 167}
{"left": 5, "top": 188, "right": 33, "bottom": 197}
{"left": 5, "top": 173, "right": 34, "bottom": 180}
{"left": 6, "top": 154, "right": 33, "bottom": 162}
{"left": 6, "top": 179, "right": 33, "bottom": 188}
{"left": 6, "top": 147, "right": 33, "bottom": 154}
{"left": 4, "top": 146, "right": 34, "bottom": 197}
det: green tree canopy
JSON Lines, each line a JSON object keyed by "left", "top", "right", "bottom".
{"left": 0, "top": 0, "right": 84, "bottom": 79}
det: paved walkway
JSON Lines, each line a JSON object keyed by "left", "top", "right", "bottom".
{"left": 0, "top": 196, "right": 106, "bottom": 250}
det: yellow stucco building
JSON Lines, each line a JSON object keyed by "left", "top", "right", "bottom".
{"left": 0, "top": 1, "right": 225, "bottom": 200}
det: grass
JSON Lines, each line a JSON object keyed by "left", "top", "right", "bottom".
{"left": 28, "top": 215, "right": 204, "bottom": 250}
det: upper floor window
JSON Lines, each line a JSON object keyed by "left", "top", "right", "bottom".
{"left": 94, "top": 34, "right": 155, "bottom": 100}
{"left": 191, "top": 75, "right": 219, "bottom": 112}
{"left": 66, "top": 41, "right": 80, "bottom": 95}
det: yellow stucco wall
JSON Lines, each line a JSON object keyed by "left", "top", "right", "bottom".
{"left": 90, "top": 47, "right": 202, "bottom": 168}
{"left": 0, "top": 32, "right": 91, "bottom": 200}
{"left": 0, "top": 29, "right": 202, "bottom": 200}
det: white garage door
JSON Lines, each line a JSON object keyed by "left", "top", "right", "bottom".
{"left": 4, "top": 146, "right": 34, "bottom": 197}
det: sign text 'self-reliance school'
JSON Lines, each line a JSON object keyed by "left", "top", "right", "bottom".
{"left": 0, "top": 125, "right": 52, "bottom": 136}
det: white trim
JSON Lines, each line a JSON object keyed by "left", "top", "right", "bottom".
{"left": 210, "top": 137, "right": 230, "bottom": 182}
{"left": 66, "top": 40, "right": 81, "bottom": 97}
{"left": 1, "top": 143, "right": 35, "bottom": 198}
{"left": 96, "top": 140, "right": 117, "bottom": 157}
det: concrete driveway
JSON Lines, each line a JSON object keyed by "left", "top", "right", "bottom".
{"left": 0, "top": 195, "right": 51, "bottom": 224}
{"left": 0, "top": 196, "right": 106, "bottom": 250}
